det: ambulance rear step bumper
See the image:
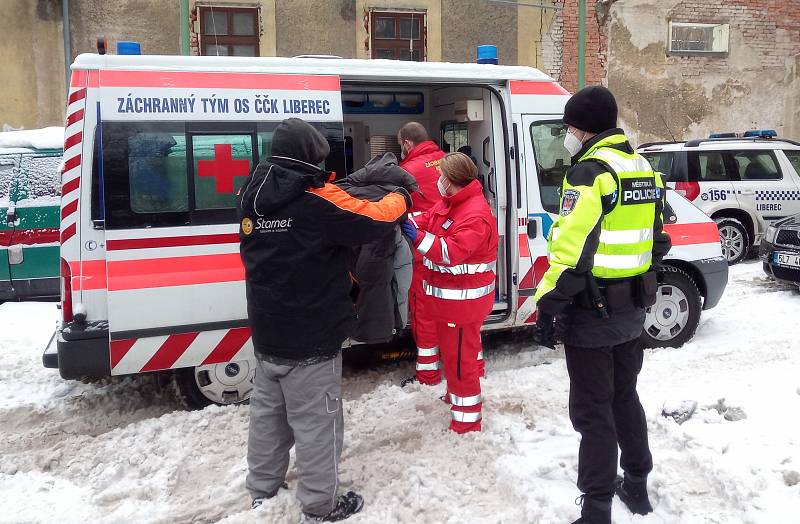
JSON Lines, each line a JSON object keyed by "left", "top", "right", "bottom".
{"left": 42, "top": 322, "right": 111, "bottom": 379}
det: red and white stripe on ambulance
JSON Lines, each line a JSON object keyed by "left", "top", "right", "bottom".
{"left": 66, "top": 69, "right": 343, "bottom": 375}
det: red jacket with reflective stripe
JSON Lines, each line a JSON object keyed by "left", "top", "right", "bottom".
{"left": 411, "top": 180, "right": 498, "bottom": 323}
{"left": 399, "top": 141, "right": 446, "bottom": 213}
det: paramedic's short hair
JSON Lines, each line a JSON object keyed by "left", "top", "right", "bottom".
{"left": 440, "top": 152, "right": 478, "bottom": 188}
{"left": 398, "top": 122, "right": 428, "bottom": 145}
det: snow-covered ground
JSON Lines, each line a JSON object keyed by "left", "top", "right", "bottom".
{"left": 1, "top": 261, "right": 798, "bottom": 524}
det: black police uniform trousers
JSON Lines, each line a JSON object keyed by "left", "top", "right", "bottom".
{"left": 564, "top": 337, "right": 653, "bottom": 500}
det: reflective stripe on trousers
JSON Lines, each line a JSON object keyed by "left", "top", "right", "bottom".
{"left": 449, "top": 392, "right": 482, "bottom": 407}
{"left": 423, "top": 257, "right": 497, "bottom": 275}
{"left": 423, "top": 281, "right": 495, "bottom": 300}
{"left": 416, "top": 346, "right": 439, "bottom": 357}
{"left": 451, "top": 410, "right": 482, "bottom": 423}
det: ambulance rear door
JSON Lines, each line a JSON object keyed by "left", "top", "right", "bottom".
{"left": 97, "top": 69, "right": 343, "bottom": 378}
{"left": 508, "top": 81, "right": 570, "bottom": 325}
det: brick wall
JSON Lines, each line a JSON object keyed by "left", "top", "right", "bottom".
{"left": 542, "top": 0, "right": 610, "bottom": 92}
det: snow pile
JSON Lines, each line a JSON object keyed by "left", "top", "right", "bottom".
{"left": 1, "top": 262, "right": 799, "bottom": 523}
{"left": 0, "top": 127, "right": 64, "bottom": 152}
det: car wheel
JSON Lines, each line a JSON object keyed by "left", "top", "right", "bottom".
{"left": 641, "top": 266, "right": 702, "bottom": 348}
{"left": 174, "top": 360, "right": 255, "bottom": 409}
{"left": 715, "top": 217, "right": 750, "bottom": 265}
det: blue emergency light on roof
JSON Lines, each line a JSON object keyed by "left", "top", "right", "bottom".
{"left": 743, "top": 129, "right": 777, "bottom": 138}
{"left": 477, "top": 45, "right": 498, "bottom": 65}
{"left": 709, "top": 132, "right": 737, "bottom": 138}
{"left": 117, "top": 41, "right": 141, "bottom": 55}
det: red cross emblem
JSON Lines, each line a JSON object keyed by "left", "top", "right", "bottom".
{"left": 196, "top": 143, "right": 251, "bottom": 193}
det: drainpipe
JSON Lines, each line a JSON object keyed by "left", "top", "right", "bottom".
{"left": 180, "top": 0, "right": 190, "bottom": 55}
{"left": 578, "top": 0, "right": 585, "bottom": 89}
{"left": 62, "top": 0, "right": 71, "bottom": 90}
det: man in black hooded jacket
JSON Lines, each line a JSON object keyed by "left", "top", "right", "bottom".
{"left": 238, "top": 118, "right": 410, "bottom": 523}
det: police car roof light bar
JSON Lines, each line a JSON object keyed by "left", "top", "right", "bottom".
{"left": 743, "top": 129, "right": 777, "bottom": 138}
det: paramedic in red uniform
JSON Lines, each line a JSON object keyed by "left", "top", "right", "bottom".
{"left": 397, "top": 122, "right": 447, "bottom": 385}
{"left": 238, "top": 118, "right": 411, "bottom": 522}
{"left": 402, "top": 152, "right": 498, "bottom": 433}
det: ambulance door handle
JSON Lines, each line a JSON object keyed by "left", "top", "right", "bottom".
{"left": 741, "top": 189, "right": 754, "bottom": 196}
{"left": 527, "top": 220, "right": 538, "bottom": 239}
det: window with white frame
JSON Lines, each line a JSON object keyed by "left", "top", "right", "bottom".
{"left": 668, "top": 22, "right": 729, "bottom": 55}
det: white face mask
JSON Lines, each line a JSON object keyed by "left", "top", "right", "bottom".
{"left": 563, "top": 129, "right": 585, "bottom": 156}
{"left": 437, "top": 176, "right": 451, "bottom": 197}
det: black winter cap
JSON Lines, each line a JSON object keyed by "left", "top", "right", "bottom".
{"left": 563, "top": 86, "right": 618, "bottom": 134}
{"left": 271, "top": 118, "right": 330, "bottom": 166}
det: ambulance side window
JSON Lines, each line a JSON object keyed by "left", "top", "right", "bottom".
{"left": 102, "top": 122, "right": 190, "bottom": 229}
{"left": 530, "top": 121, "right": 570, "bottom": 214}
{"left": 128, "top": 132, "right": 189, "bottom": 213}
{"left": 191, "top": 134, "right": 254, "bottom": 210}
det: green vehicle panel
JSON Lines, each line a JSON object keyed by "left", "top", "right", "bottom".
{"left": 0, "top": 149, "right": 62, "bottom": 302}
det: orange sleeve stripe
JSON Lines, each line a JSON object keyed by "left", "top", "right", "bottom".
{"left": 308, "top": 184, "right": 408, "bottom": 222}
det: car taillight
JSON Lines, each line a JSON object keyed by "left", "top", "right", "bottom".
{"left": 60, "top": 257, "right": 73, "bottom": 323}
{"left": 675, "top": 181, "right": 701, "bottom": 201}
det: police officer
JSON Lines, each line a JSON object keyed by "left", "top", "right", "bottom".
{"left": 532, "top": 86, "right": 671, "bottom": 524}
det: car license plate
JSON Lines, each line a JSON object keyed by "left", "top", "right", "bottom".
{"left": 774, "top": 251, "right": 800, "bottom": 268}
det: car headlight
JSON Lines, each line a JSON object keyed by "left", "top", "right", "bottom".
{"left": 765, "top": 225, "right": 777, "bottom": 244}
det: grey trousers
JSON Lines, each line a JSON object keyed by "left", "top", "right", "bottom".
{"left": 246, "top": 353, "right": 344, "bottom": 516}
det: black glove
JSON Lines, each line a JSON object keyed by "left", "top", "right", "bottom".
{"left": 532, "top": 313, "right": 556, "bottom": 349}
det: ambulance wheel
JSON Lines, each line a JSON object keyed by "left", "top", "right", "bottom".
{"left": 641, "top": 267, "right": 701, "bottom": 348}
{"left": 174, "top": 360, "right": 255, "bottom": 409}
{"left": 715, "top": 217, "right": 750, "bottom": 265}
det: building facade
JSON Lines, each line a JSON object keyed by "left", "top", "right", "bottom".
{"left": 1, "top": 0, "right": 798, "bottom": 144}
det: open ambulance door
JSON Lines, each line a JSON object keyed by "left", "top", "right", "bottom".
{"left": 508, "top": 81, "right": 570, "bottom": 325}
{"left": 97, "top": 69, "right": 343, "bottom": 406}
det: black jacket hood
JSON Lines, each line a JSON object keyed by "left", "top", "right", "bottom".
{"left": 271, "top": 117, "right": 330, "bottom": 165}
{"left": 241, "top": 118, "right": 331, "bottom": 216}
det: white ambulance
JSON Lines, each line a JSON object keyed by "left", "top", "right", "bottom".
{"left": 43, "top": 51, "right": 728, "bottom": 407}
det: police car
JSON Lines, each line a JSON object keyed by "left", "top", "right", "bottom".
{"left": 42, "top": 43, "right": 728, "bottom": 407}
{"left": 638, "top": 131, "right": 800, "bottom": 264}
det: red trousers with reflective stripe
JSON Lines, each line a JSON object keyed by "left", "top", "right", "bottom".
{"left": 410, "top": 265, "right": 441, "bottom": 385}
{"left": 438, "top": 321, "right": 483, "bottom": 433}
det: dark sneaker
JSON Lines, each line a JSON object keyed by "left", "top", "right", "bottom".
{"left": 615, "top": 475, "right": 653, "bottom": 515}
{"left": 400, "top": 376, "right": 417, "bottom": 388}
{"left": 301, "top": 491, "right": 364, "bottom": 522}
{"left": 251, "top": 482, "right": 289, "bottom": 509}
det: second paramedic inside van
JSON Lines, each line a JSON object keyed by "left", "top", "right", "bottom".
{"left": 396, "top": 122, "right": 448, "bottom": 386}
{"left": 238, "top": 118, "right": 411, "bottom": 523}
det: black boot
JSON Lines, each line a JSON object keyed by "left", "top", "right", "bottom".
{"left": 615, "top": 474, "right": 653, "bottom": 515}
{"left": 571, "top": 494, "right": 611, "bottom": 524}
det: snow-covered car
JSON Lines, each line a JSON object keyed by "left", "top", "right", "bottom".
{"left": 760, "top": 213, "right": 800, "bottom": 288}
{"left": 0, "top": 127, "right": 64, "bottom": 303}
{"left": 637, "top": 131, "right": 800, "bottom": 265}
